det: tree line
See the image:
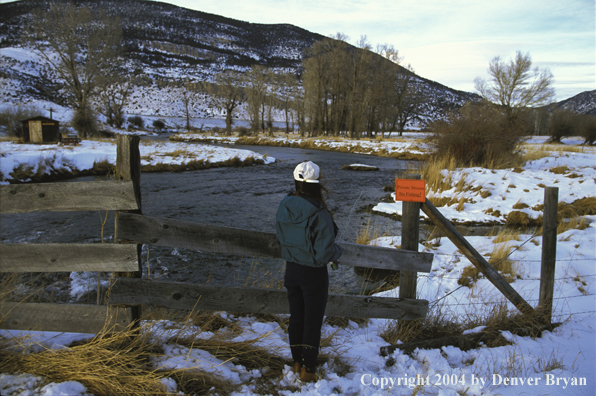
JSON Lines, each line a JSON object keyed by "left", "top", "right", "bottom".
{"left": 206, "top": 34, "right": 424, "bottom": 139}
{"left": 12, "top": 2, "right": 595, "bottom": 147}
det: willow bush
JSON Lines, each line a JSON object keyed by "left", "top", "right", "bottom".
{"left": 427, "top": 104, "right": 525, "bottom": 168}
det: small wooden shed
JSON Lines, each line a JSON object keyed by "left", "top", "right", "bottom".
{"left": 21, "top": 116, "right": 61, "bottom": 143}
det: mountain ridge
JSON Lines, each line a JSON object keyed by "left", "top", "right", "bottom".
{"left": 1, "top": 0, "right": 594, "bottom": 122}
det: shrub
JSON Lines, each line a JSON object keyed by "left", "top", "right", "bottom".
{"left": 427, "top": 103, "right": 524, "bottom": 168}
{"left": 152, "top": 119, "right": 165, "bottom": 131}
{"left": 72, "top": 107, "right": 98, "bottom": 137}
{"left": 236, "top": 126, "right": 250, "bottom": 137}
{"left": 128, "top": 115, "right": 144, "bottom": 129}
{"left": 580, "top": 115, "right": 596, "bottom": 145}
{"left": 0, "top": 105, "right": 42, "bottom": 137}
{"left": 548, "top": 108, "right": 580, "bottom": 143}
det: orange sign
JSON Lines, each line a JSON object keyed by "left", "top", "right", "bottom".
{"left": 395, "top": 179, "right": 426, "bottom": 202}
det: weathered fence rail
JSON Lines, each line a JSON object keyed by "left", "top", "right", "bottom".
{"left": 0, "top": 180, "right": 138, "bottom": 214}
{"left": 116, "top": 212, "right": 434, "bottom": 273}
{"left": 110, "top": 279, "right": 428, "bottom": 320}
{"left": 0, "top": 243, "right": 139, "bottom": 273}
{"left": 1, "top": 302, "right": 132, "bottom": 333}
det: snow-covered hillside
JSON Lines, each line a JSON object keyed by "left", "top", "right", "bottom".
{"left": 0, "top": 0, "right": 481, "bottom": 124}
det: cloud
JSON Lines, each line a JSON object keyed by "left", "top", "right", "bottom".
{"left": 160, "top": 0, "right": 596, "bottom": 99}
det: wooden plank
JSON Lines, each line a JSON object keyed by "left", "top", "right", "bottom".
{"left": 421, "top": 198, "right": 535, "bottom": 315}
{"left": 0, "top": 180, "right": 138, "bottom": 214}
{"left": 538, "top": 187, "right": 558, "bottom": 322}
{"left": 113, "top": 135, "right": 143, "bottom": 326}
{"left": 0, "top": 302, "right": 132, "bottom": 334}
{"left": 0, "top": 244, "right": 139, "bottom": 273}
{"left": 109, "top": 278, "right": 429, "bottom": 320}
{"left": 115, "top": 135, "right": 142, "bottom": 213}
{"left": 117, "top": 213, "right": 434, "bottom": 273}
{"left": 400, "top": 174, "right": 421, "bottom": 302}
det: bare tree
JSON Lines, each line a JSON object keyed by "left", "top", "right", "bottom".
{"left": 205, "top": 71, "right": 243, "bottom": 136}
{"left": 244, "top": 65, "right": 269, "bottom": 133}
{"left": 96, "top": 74, "right": 131, "bottom": 128}
{"left": 474, "top": 51, "right": 555, "bottom": 121}
{"left": 177, "top": 80, "right": 199, "bottom": 131}
{"left": 25, "top": 3, "right": 122, "bottom": 136}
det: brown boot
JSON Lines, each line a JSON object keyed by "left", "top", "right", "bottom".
{"left": 292, "top": 361, "right": 302, "bottom": 374}
{"left": 299, "top": 367, "right": 318, "bottom": 383}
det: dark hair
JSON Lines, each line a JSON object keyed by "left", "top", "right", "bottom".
{"left": 294, "top": 180, "right": 331, "bottom": 214}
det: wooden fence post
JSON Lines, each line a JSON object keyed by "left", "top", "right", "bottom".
{"left": 114, "top": 135, "right": 143, "bottom": 326}
{"left": 400, "top": 174, "right": 421, "bottom": 306}
{"left": 538, "top": 187, "right": 558, "bottom": 323}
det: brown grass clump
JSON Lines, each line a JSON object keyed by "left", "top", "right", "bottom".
{"left": 160, "top": 369, "right": 235, "bottom": 395}
{"left": 355, "top": 219, "right": 390, "bottom": 245}
{"left": 420, "top": 156, "right": 457, "bottom": 193}
{"left": 458, "top": 229, "right": 521, "bottom": 287}
{"left": 487, "top": 244, "right": 519, "bottom": 283}
{"left": 557, "top": 216, "right": 591, "bottom": 234}
{"left": 506, "top": 210, "right": 531, "bottom": 226}
{"left": 380, "top": 306, "right": 468, "bottom": 346}
{"left": 549, "top": 166, "right": 570, "bottom": 174}
{"left": 484, "top": 227, "right": 522, "bottom": 244}
{"left": 512, "top": 200, "right": 530, "bottom": 210}
{"left": 428, "top": 196, "right": 457, "bottom": 208}
{"left": 571, "top": 197, "right": 596, "bottom": 216}
{"left": 458, "top": 265, "right": 482, "bottom": 287}
{"left": 0, "top": 324, "right": 170, "bottom": 396}
{"left": 170, "top": 333, "right": 287, "bottom": 372}
{"left": 381, "top": 301, "right": 554, "bottom": 356}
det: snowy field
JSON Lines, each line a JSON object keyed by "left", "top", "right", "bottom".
{"left": 0, "top": 134, "right": 595, "bottom": 396}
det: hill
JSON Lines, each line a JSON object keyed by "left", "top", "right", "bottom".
{"left": 556, "top": 90, "right": 596, "bottom": 115}
{"left": 1, "top": 0, "right": 593, "bottom": 124}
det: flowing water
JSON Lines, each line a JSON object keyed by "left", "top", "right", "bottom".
{"left": 1, "top": 143, "right": 420, "bottom": 296}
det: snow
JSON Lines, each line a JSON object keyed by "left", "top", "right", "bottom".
{"left": 0, "top": 139, "right": 274, "bottom": 184}
{"left": 374, "top": 137, "right": 596, "bottom": 224}
{"left": 1, "top": 135, "right": 595, "bottom": 395}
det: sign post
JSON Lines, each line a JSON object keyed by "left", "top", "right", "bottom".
{"left": 396, "top": 175, "right": 425, "bottom": 327}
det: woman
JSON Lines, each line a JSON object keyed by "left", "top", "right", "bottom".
{"left": 275, "top": 161, "right": 343, "bottom": 382}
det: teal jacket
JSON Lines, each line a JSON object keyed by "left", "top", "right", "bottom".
{"left": 275, "top": 194, "right": 343, "bottom": 267}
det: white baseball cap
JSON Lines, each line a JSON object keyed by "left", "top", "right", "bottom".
{"left": 293, "top": 161, "right": 320, "bottom": 183}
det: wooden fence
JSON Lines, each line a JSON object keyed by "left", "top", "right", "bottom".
{"left": 0, "top": 135, "right": 434, "bottom": 334}
{"left": 1, "top": 135, "right": 559, "bottom": 336}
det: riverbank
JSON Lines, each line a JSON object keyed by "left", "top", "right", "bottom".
{"left": 170, "top": 131, "right": 430, "bottom": 161}
{"left": 0, "top": 139, "right": 274, "bottom": 184}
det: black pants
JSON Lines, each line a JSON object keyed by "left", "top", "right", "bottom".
{"left": 284, "top": 261, "right": 329, "bottom": 371}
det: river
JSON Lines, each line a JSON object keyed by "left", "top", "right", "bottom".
{"left": 0, "top": 143, "right": 420, "bottom": 298}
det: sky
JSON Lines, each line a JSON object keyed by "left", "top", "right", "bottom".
{"left": 152, "top": 0, "right": 595, "bottom": 101}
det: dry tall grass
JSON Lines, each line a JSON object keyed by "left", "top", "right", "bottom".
{"left": 0, "top": 306, "right": 302, "bottom": 395}
{"left": 457, "top": 228, "right": 522, "bottom": 287}
{"left": 0, "top": 322, "right": 170, "bottom": 396}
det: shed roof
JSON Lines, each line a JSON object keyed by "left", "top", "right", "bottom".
{"left": 20, "top": 116, "right": 59, "bottom": 123}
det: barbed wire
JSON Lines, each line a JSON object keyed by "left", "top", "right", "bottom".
{"left": 417, "top": 272, "right": 596, "bottom": 282}
{"left": 426, "top": 292, "right": 596, "bottom": 308}
{"left": 552, "top": 310, "right": 596, "bottom": 318}
{"left": 431, "top": 252, "right": 595, "bottom": 263}
{"left": 417, "top": 273, "right": 596, "bottom": 281}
